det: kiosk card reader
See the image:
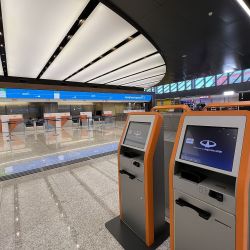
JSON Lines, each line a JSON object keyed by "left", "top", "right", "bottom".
{"left": 169, "top": 111, "right": 250, "bottom": 250}
{"left": 118, "top": 112, "right": 165, "bottom": 247}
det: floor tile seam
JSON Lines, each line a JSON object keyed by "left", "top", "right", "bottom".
{"left": 0, "top": 186, "right": 3, "bottom": 214}
{"left": 14, "top": 183, "right": 22, "bottom": 249}
{"left": 69, "top": 170, "right": 116, "bottom": 217}
{"left": 87, "top": 163, "right": 118, "bottom": 184}
{"left": 43, "top": 175, "right": 81, "bottom": 248}
{"left": 43, "top": 177, "right": 112, "bottom": 246}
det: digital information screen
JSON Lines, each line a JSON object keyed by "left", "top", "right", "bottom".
{"left": 180, "top": 125, "right": 238, "bottom": 172}
{"left": 124, "top": 122, "right": 151, "bottom": 149}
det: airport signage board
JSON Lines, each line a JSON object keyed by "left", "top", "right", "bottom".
{"left": 0, "top": 88, "right": 152, "bottom": 102}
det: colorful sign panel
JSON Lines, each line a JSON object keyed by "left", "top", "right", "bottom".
{"left": 0, "top": 88, "right": 152, "bottom": 102}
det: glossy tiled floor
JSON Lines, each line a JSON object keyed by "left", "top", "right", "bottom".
{"left": 0, "top": 122, "right": 124, "bottom": 177}
{"left": 0, "top": 154, "right": 169, "bottom": 250}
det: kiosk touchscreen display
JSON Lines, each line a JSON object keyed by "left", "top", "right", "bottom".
{"left": 123, "top": 122, "right": 151, "bottom": 149}
{"left": 180, "top": 125, "right": 238, "bottom": 172}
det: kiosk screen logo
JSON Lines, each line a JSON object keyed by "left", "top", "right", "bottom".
{"left": 180, "top": 125, "right": 238, "bottom": 172}
{"left": 200, "top": 140, "right": 216, "bottom": 148}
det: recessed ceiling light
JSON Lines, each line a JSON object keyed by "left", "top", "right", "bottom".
{"left": 0, "top": 44, "right": 3, "bottom": 47}
{"left": 208, "top": 12, "right": 213, "bottom": 16}
{"left": 182, "top": 54, "right": 187, "bottom": 58}
{"left": 79, "top": 19, "right": 84, "bottom": 25}
{"left": 0, "top": 32, "right": 2, "bottom": 35}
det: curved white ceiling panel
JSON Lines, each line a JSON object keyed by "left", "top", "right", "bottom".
{"left": 1, "top": 0, "right": 89, "bottom": 78}
{"left": 106, "top": 65, "right": 166, "bottom": 86}
{"left": 0, "top": 62, "right": 3, "bottom": 76}
{"left": 93, "top": 53, "right": 165, "bottom": 84}
{"left": 134, "top": 81, "right": 159, "bottom": 88}
{"left": 68, "top": 34, "right": 156, "bottom": 82}
{"left": 121, "top": 75, "right": 164, "bottom": 87}
{"left": 42, "top": 3, "right": 137, "bottom": 80}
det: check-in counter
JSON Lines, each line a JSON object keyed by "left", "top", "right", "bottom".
{"left": 0, "top": 114, "right": 25, "bottom": 134}
{"left": 80, "top": 112, "right": 93, "bottom": 127}
{"left": 44, "top": 112, "right": 72, "bottom": 130}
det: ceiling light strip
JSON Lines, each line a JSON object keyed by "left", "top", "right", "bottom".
{"left": 85, "top": 51, "right": 158, "bottom": 83}
{"left": 37, "top": 0, "right": 99, "bottom": 79}
{"left": 64, "top": 31, "right": 140, "bottom": 81}
{"left": 125, "top": 82, "right": 160, "bottom": 88}
{"left": 103, "top": 64, "right": 165, "bottom": 85}
{"left": 120, "top": 73, "right": 165, "bottom": 86}
{"left": 132, "top": 82, "right": 159, "bottom": 87}
{"left": 0, "top": 4, "right": 7, "bottom": 76}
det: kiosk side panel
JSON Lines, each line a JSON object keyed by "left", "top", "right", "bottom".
{"left": 249, "top": 182, "right": 250, "bottom": 250}
{"left": 153, "top": 127, "right": 165, "bottom": 234}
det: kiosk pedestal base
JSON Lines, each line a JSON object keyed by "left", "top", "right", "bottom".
{"left": 105, "top": 216, "right": 169, "bottom": 250}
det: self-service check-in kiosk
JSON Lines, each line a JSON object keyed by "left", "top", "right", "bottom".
{"left": 118, "top": 112, "right": 165, "bottom": 247}
{"left": 151, "top": 105, "right": 190, "bottom": 219}
{"left": 169, "top": 111, "right": 250, "bottom": 250}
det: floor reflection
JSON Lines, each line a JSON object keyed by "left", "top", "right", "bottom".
{"left": 0, "top": 123, "right": 124, "bottom": 178}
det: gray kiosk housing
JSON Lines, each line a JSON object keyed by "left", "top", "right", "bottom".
{"left": 119, "top": 114, "right": 165, "bottom": 243}
{"left": 172, "top": 115, "right": 248, "bottom": 250}
{"left": 163, "top": 112, "right": 182, "bottom": 219}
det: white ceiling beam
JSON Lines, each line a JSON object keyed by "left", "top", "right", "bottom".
{"left": 105, "top": 65, "right": 166, "bottom": 86}
{"left": 68, "top": 34, "right": 156, "bottom": 82}
{"left": 92, "top": 53, "right": 165, "bottom": 84}
{"left": 42, "top": 3, "right": 137, "bottom": 80}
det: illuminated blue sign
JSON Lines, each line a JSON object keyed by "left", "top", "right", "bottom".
{"left": 0, "top": 88, "right": 152, "bottom": 102}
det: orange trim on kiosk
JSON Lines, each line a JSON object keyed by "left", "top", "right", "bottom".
{"left": 204, "top": 101, "right": 250, "bottom": 110}
{"left": 118, "top": 112, "right": 163, "bottom": 247}
{"left": 151, "top": 104, "right": 191, "bottom": 112}
{"left": 144, "top": 112, "right": 163, "bottom": 246}
{"left": 117, "top": 117, "right": 129, "bottom": 220}
{"left": 168, "top": 111, "right": 250, "bottom": 250}
{"left": 0, "top": 119, "right": 2, "bottom": 133}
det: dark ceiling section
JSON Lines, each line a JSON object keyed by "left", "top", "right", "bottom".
{"left": 102, "top": 0, "right": 250, "bottom": 84}
{"left": 65, "top": 31, "right": 140, "bottom": 81}
{"left": 0, "top": 3, "right": 7, "bottom": 76}
{"left": 37, "top": 0, "right": 99, "bottom": 79}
